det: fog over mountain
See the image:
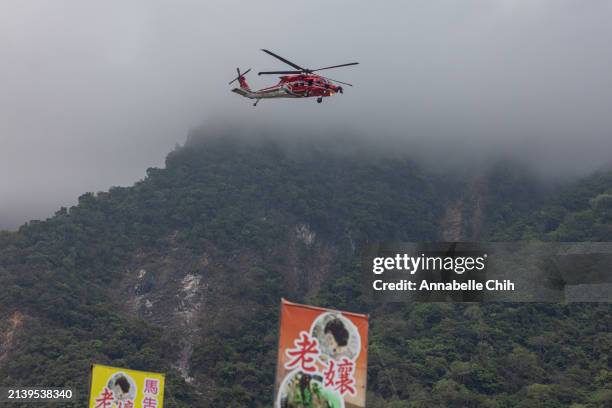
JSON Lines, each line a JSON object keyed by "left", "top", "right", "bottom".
{"left": 2, "top": 0, "right": 612, "bottom": 230}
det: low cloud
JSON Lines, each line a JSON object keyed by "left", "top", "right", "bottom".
{"left": 1, "top": 0, "right": 611, "bottom": 229}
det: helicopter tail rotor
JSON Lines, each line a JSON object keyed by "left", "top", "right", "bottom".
{"left": 228, "top": 67, "right": 252, "bottom": 85}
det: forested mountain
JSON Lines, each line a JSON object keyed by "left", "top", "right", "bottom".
{"left": 0, "top": 131, "right": 610, "bottom": 407}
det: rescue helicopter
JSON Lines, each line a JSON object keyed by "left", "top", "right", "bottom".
{"left": 229, "top": 49, "right": 359, "bottom": 106}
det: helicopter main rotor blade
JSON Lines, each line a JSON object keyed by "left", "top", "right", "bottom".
{"left": 319, "top": 75, "right": 354, "bottom": 87}
{"left": 258, "top": 70, "right": 302, "bottom": 75}
{"left": 312, "top": 62, "right": 359, "bottom": 72}
{"left": 261, "top": 49, "right": 305, "bottom": 71}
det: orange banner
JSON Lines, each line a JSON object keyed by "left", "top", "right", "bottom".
{"left": 275, "top": 299, "right": 369, "bottom": 408}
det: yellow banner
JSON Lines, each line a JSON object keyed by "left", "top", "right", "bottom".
{"left": 88, "top": 364, "right": 165, "bottom": 408}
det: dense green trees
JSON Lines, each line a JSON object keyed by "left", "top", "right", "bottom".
{"left": 0, "top": 133, "right": 610, "bottom": 407}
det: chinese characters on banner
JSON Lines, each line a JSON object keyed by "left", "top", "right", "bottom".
{"left": 88, "top": 364, "right": 165, "bottom": 408}
{"left": 275, "top": 299, "right": 369, "bottom": 408}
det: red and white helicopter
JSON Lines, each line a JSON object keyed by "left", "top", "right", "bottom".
{"left": 229, "top": 49, "right": 359, "bottom": 106}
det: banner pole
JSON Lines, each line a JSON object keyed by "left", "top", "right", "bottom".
{"left": 272, "top": 298, "right": 286, "bottom": 407}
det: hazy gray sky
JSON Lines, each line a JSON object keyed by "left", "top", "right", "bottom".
{"left": 2, "top": 0, "right": 612, "bottom": 230}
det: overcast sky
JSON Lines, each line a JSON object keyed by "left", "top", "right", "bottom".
{"left": 2, "top": 0, "right": 612, "bottom": 230}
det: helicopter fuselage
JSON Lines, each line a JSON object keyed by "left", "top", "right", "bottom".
{"left": 232, "top": 74, "right": 341, "bottom": 101}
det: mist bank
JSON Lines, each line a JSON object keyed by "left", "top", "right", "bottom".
{"left": 184, "top": 120, "right": 612, "bottom": 179}
{"left": 2, "top": 121, "right": 610, "bottom": 232}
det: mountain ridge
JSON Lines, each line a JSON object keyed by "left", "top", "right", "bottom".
{"left": 0, "top": 131, "right": 610, "bottom": 407}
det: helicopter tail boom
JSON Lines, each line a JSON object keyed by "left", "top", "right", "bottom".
{"left": 231, "top": 87, "right": 257, "bottom": 99}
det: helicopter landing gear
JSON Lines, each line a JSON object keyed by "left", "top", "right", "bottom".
{"left": 317, "top": 97, "right": 323, "bottom": 103}
{"left": 253, "top": 98, "right": 261, "bottom": 107}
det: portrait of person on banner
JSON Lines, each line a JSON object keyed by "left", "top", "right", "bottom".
{"left": 311, "top": 312, "right": 361, "bottom": 363}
